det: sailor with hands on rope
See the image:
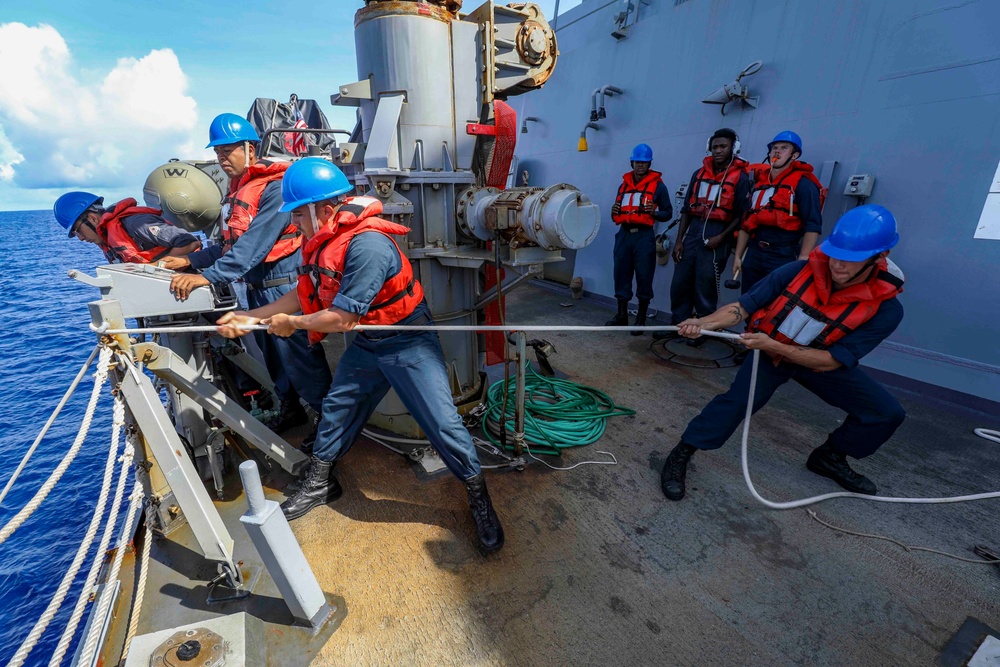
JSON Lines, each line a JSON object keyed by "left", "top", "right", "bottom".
{"left": 167, "top": 113, "right": 332, "bottom": 440}
{"left": 662, "top": 205, "right": 907, "bottom": 502}
{"left": 216, "top": 158, "right": 505, "bottom": 555}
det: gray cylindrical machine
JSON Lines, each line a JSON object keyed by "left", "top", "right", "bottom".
{"left": 143, "top": 160, "right": 224, "bottom": 232}
{"left": 346, "top": 2, "right": 594, "bottom": 436}
{"left": 458, "top": 184, "right": 600, "bottom": 250}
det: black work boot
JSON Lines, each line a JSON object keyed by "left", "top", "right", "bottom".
{"left": 299, "top": 413, "right": 321, "bottom": 457}
{"left": 264, "top": 398, "right": 309, "bottom": 434}
{"left": 806, "top": 441, "right": 877, "bottom": 495}
{"left": 631, "top": 299, "right": 650, "bottom": 336}
{"left": 661, "top": 441, "right": 697, "bottom": 501}
{"left": 280, "top": 456, "right": 343, "bottom": 520}
{"left": 465, "top": 474, "right": 505, "bottom": 555}
{"left": 605, "top": 299, "right": 630, "bottom": 327}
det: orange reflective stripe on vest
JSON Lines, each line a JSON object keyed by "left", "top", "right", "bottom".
{"left": 743, "top": 162, "right": 824, "bottom": 235}
{"left": 222, "top": 160, "right": 302, "bottom": 263}
{"left": 296, "top": 197, "right": 424, "bottom": 345}
{"left": 748, "top": 251, "right": 903, "bottom": 361}
{"left": 687, "top": 156, "right": 748, "bottom": 222}
{"left": 97, "top": 198, "right": 170, "bottom": 264}
{"left": 612, "top": 170, "right": 662, "bottom": 226}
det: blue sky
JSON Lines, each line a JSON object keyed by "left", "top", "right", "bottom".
{"left": 0, "top": 0, "right": 579, "bottom": 211}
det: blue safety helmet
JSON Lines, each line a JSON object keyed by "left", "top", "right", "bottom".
{"left": 206, "top": 113, "right": 260, "bottom": 148}
{"left": 630, "top": 143, "right": 653, "bottom": 163}
{"left": 767, "top": 130, "right": 802, "bottom": 155}
{"left": 54, "top": 191, "right": 103, "bottom": 236}
{"left": 279, "top": 158, "right": 353, "bottom": 212}
{"left": 820, "top": 205, "right": 899, "bottom": 262}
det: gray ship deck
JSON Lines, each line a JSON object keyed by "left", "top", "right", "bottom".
{"left": 113, "top": 282, "right": 1000, "bottom": 666}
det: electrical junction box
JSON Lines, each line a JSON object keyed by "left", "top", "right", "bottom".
{"left": 844, "top": 173, "right": 875, "bottom": 197}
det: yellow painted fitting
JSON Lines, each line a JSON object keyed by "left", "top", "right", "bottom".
{"left": 578, "top": 135, "right": 588, "bottom": 152}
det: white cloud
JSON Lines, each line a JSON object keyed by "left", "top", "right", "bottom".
{"left": 0, "top": 22, "right": 200, "bottom": 191}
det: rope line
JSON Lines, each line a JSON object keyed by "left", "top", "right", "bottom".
{"left": 0, "top": 346, "right": 114, "bottom": 546}
{"left": 76, "top": 480, "right": 143, "bottom": 667}
{"left": 739, "top": 350, "right": 1000, "bottom": 509}
{"left": 90, "top": 321, "right": 743, "bottom": 338}
{"left": 8, "top": 390, "right": 124, "bottom": 667}
{"left": 806, "top": 510, "right": 1000, "bottom": 564}
{"left": 49, "top": 406, "right": 136, "bottom": 666}
{"left": 119, "top": 505, "right": 153, "bottom": 665}
{"left": 0, "top": 345, "right": 101, "bottom": 507}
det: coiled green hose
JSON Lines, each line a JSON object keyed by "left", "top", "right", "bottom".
{"left": 483, "top": 363, "right": 636, "bottom": 456}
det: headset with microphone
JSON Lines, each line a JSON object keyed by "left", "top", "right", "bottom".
{"left": 697, "top": 129, "right": 743, "bottom": 291}
{"left": 706, "top": 129, "right": 741, "bottom": 155}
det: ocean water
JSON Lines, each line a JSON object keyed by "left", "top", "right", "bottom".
{"left": 0, "top": 210, "right": 119, "bottom": 665}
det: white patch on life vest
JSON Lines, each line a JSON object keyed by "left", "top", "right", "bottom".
{"left": 696, "top": 183, "right": 721, "bottom": 202}
{"left": 776, "top": 305, "right": 827, "bottom": 346}
{"left": 147, "top": 225, "right": 160, "bottom": 236}
{"left": 752, "top": 187, "right": 775, "bottom": 209}
{"left": 622, "top": 192, "right": 645, "bottom": 208}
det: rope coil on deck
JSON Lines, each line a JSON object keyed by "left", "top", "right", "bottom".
{"left": 483, "top": 362, "right": 635, "bottom": 456}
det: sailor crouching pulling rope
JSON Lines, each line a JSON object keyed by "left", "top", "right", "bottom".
{"left": 662, "top": 204, "right": 906, "bottom": 501}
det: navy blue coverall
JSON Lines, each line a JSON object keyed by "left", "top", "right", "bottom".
{"left": 681, "top": 261, "right": 906, "bottom": 459}
{"left": 612, "top": 180, "right": 673, "bottom": 302}
{"left": 312, "top": 232, "right": 481, "bottom": 481}
{"left": 669, "top": 169, "right": 751, "bottom": 323}
{"left": 187, "top": 180, "right": 331, "bottom": 412}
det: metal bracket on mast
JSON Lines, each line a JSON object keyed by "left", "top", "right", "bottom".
{"left": 116, "top": 353, "right": 241, "bottom": 583}
{"left": 133, "top": 342, "right": 307, "bottom": 475}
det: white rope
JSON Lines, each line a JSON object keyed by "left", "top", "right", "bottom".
{"left": 739, "top": 350, "right": 1000, "bottom": 509}
{"left": 7, "top": 391, "right": 124, "bottom": 667}
{"left": 0, "top": 345, "right": 101, "bottom": 506}
{"left": 76, "top": 480, "right": 144, "bottom": 667}
{"left": 0, "top": 346, "right": 114, "bottom": 546}
{"left": 91, "top": 321, "right": 743, "bottom": 338}
{"left": 48, "top": 422, "right": 137, "bottom": 666}
{"left": 119, "top": 505, "right": 153, "bottom": 664}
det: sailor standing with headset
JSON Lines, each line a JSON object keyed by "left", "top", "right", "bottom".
{"left": 664, "top": 128, "right": 751, "bottom": 343}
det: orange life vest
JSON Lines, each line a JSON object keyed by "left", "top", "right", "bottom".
{"left": 743, "top": 161, "right": 825, "bottom": 235}
{"left": 687, "top": 156, "right": 749, "bottom": 222}
{"left": 748, "top": 250, "right": 903, "bottom": 362}
{"left": 97, "top": 198, "right": 170, "bottom": 264}
{"left": 222, "top": 159, "right": 302, "bottom": 263}
{"left": 296, "top": 196, "right": 425, "bottom": 345}
{"left": 612, "top": 170, "right": 663, "bottom": 226}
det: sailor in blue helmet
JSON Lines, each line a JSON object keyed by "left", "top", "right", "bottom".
{"left": 215, "top": 158, "right": 504, "bottom": 555}
{"left": 733, "top": 131, "right": 825, "bottom": 295}
{"left": 54, "top": 191, "right": 200, "bottom": 264}
{"left": 607, "top": 143, "right": 672, "bottom": 334}
{"left": 163, "top": 113, "right": 332, "bottom": 441}
{"left": 661, "top": 205, "right": 906, "bottom": 500}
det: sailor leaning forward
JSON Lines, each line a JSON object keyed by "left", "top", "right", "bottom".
{"left": 54, "top": 191, "right": 201, "bottom": 264}
{"left": 216, "top": 158, "right": 505, "bottom": 556}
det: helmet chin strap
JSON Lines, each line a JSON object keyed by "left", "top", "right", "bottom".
{"left": 308, "top": 203, "right": 319, "bottom": 235}
{"left": 844, "top": 256, "right": 878, "bottom": 284}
